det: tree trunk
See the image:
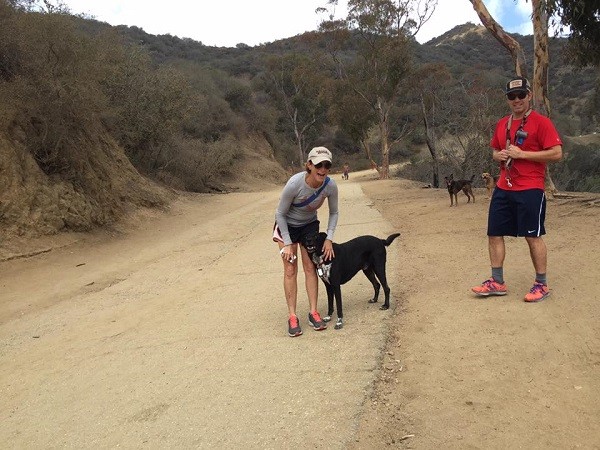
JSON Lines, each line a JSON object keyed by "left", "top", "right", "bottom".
{"left": 377, "top": 97, "right": 390, "bottom": 179}
{"left": 360, "top": 139, "right": 379, "bottom": 174}
{"left": 379, "top": 116, "right": 390, "bottom": 179}
{"left": 293, "top": 109, "right": 304, "bottom": 168}
{"left": 531, "top": 0, "right": 558, "bottom": 197}
{"left": 468, "top": 0, "right": 528, "bottom": 77}
{"left": 421, "top": 96, "right": 440, "bottom": 188}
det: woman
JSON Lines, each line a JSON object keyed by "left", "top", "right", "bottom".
{"left": 273, "top": 146, "right": 339, "bottom": 337}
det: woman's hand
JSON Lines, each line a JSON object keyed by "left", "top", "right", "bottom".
{"left": 322, "top": 239, "right": 335, "bottom": 262}
{"left": 280, "top": 245, "right": 296, "bottom": 263}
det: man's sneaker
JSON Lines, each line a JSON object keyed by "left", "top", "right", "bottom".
{"left": 471, "top": 278, "right": 507, "bottom": 296}
{"left": 308, "top": 311, "right": 327, "bottom": 331}
{"left": 524, "top": 282, "right": 550, "bottom": 302}
{"left": 288, "top": 315, "right": 302, "bottom": 337}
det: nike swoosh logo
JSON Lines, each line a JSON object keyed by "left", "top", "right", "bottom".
{"left": 528, "top": 230, "right": 536, "bottom": 233}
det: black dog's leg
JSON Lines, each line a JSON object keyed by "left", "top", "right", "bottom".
{"left": 323, "top": 283, "right": 335, "bottom": 322}
{"left": 334, "top": 286, "right": 343, "bottom": 329}
{"left": 372, "top": 260, "right": 391, "bottom": 310}
{"left": 363, "top": 267, "right": 381, "bottom": 304}
{"left": 463, "top": 186, "right": 471, "bottom": 203}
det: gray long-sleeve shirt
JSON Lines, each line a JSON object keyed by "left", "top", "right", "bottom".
{"left": 275, "top": 172, "right": 339, "bottom": 246}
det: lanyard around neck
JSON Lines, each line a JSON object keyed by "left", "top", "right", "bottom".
{"left": 504, "top": 108, "right": 532, "bottom": 188}
{"left": 505, "top": 108, "right": 532, "bottom": 150}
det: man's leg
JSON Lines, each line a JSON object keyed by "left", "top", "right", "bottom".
{"left": 489, "top": 236, "right": 506, "bottom": 268}
{"left": 523, "top": 236, "right": 551, "bottom": 302}
{"left": 472, "top": 236, "right": 508, "bottom": 296}
{"left": 525, "top": 236, "right": 547, "bottom": 276}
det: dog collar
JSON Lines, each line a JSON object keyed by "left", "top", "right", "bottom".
{"left": 311, "top": 254, "right": 332, "bottom": 284}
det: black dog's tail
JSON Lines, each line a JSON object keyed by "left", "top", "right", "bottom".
{"left": 384, "top": 233, "right": 401, "bottom": 246}
{"left": 469, "top": 174, "right": 475, "bottom": 182}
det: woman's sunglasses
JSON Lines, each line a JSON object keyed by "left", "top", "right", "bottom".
{"left": 314, "top": 161, "right": 332, "bottom": 169}
{"left": 507, "top": 91, "right": 528, "bottom": 101}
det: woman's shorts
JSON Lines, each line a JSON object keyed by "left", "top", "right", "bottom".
{"left": 272, "top": 220, "right": 319, "bottom": 245}
{"left": 487, "top": 188, "right": 546, "bottom": 237}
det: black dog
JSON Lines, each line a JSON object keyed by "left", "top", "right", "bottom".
{"left": 304, "top": 232, "right": 400, "bottom": 329}
{"left": 444, "top": 174, "right": 475, "bottom": 207}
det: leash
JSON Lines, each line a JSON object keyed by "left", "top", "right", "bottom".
{"left": 292, "top": 176, "right": 330, "bottom": 208}
{"left": 504, "top": 109, "right": 531, "bottom": 188}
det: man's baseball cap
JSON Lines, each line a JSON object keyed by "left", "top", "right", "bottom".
{"left": 307, "top": 146, "right": 332, "bottom": 165}
{"left": 505, "top": 76, "right": 531, "bottom": 94}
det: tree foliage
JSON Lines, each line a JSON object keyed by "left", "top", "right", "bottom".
{"left": 319, "top": 0, "right": 437, "bottom": 178}
{"left": 262, "top": 53, "right": 328, "bottom": 165}
{"left": 544, "top": 0, "right": 600, "bottom": 66}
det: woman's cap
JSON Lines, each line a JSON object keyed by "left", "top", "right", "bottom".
{"left": 505, "top": 77, "right": 531, "bottom": 94}
{"left": 307, "top": 146, "right": 332, "bottom": 165}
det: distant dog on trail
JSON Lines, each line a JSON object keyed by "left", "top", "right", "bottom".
{"left": 303, "top": 232, "right": 400, "bottom": 329}
{"left": 481, "top": 172, "right": 499, "bottom": 198}
{"left": 444, "top": 174, "right": 475, "bottom": 207}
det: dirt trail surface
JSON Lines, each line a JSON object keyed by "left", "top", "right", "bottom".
{"left": 1, "top": 171, "right": 599, "bottom": 449}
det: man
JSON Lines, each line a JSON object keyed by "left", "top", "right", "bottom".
{"left": 472, "top": 77, "right": 562, "bottom": 302}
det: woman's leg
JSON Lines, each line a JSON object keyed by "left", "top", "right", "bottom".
{"left": 279, "top": 242, "right": 299, "bottom": 316}
{"left": 300, "top": 244, "right": 319, "bottom": 313}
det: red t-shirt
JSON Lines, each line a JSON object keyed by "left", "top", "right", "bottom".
{"left": 490, "top": 110, "right": 562, "bottom": 190}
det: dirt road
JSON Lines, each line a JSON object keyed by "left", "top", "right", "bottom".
{"left": 0, "top": 177, "right": 400, "bottom": 449}
{"left": 1, "top": 171, "right": 599, "bottom": 449}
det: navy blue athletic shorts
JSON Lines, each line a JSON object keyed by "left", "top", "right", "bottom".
{"left": 487, "top": 188, "right": 546, "bottom": 237}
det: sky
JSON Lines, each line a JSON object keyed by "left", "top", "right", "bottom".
{"left": 61, "top": 0, "right": 534, "bottom": 48}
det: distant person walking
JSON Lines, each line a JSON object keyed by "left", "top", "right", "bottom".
{"left": 472, "top": 77, "right": 562, "bottom": 302}
{"left": 342, "top": 163, "right": 350, "bottom": 180}
{"left": 273, "top": 147, "right": 338, "bottom": 336}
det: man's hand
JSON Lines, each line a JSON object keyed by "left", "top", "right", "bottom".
{"left": 506, "top": 144, "right": 525, "bottom": 160}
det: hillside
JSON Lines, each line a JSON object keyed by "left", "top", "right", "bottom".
{"left": 104, "top": 21, "right": 597, "bottom": 135}
{"left": 0, "top": 133, "right": 287, "bottom": 261}
{"left": 1, "top": 5, "right": 597, "bottom": 248}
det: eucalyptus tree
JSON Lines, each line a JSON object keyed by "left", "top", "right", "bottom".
{"left": 545, "top": 0, "right": 600, "bottom": 67}
{"left": 263, "top": 53, "right": 328, "bottom": 167}
{"left": 319, "top": 0, "right": 437, "bottom": 179}
{"left": 324, "top": 77, "right": 379, "bottom": 167}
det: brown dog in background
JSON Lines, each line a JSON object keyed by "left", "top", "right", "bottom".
{"left": 481, "top": 172, "right": 499, "bottom": 198}
{"left": 444, "top": 174, "right": 475, "bottom": 207}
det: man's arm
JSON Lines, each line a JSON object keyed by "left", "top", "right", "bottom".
{"left": 504, "top": 144, "right": 562, "bottom": 163}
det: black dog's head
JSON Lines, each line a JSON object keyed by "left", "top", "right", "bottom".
{"left": 444, "top": 174, "right": 454, "bottom": 187}
{"left": 302, "top": 232, "right": 327, "bottom": 256}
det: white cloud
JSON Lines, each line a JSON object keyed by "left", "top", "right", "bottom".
{"left": 63, "top": 0, "right": 535, "bottom": 48}
{"left": 415, "top": 2, "right": 480, "bottom": 43}
{"left": 65, "top": 0, "right": 345, "bottom": 47}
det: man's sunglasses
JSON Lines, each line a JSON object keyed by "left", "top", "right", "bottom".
{"left": 314, "top": 161, "right": 332, "bottom": 169}
{"left": 507, "top": 91, "right": 528, "bottom": 101}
